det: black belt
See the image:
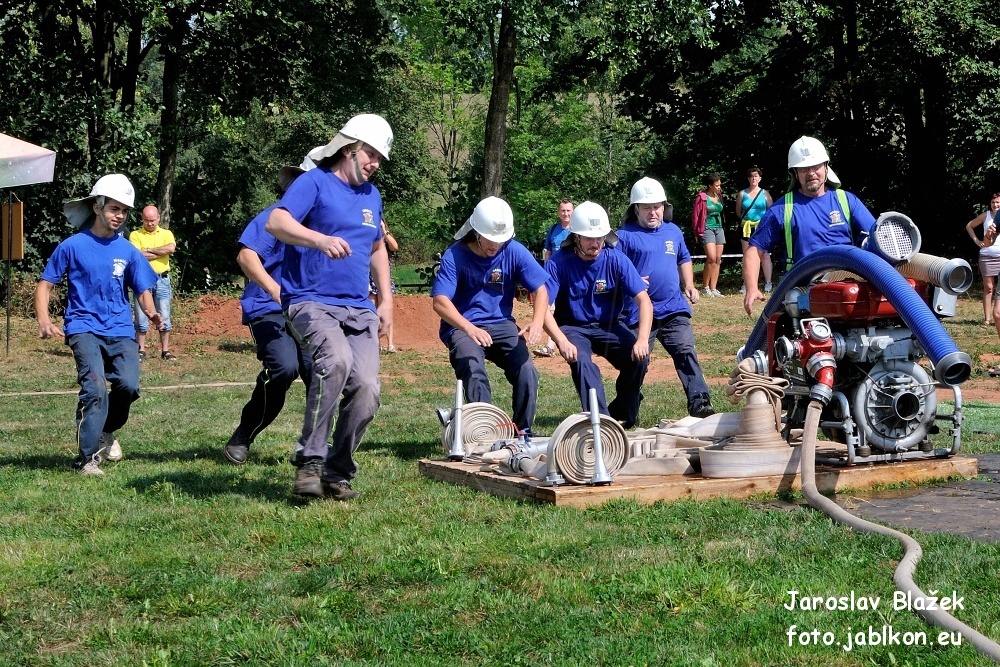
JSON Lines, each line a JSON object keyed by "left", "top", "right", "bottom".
{"left": 158, "top": 271, "right": 170, "bottom": 277}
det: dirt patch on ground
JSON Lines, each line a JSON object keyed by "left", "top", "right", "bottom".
{"left": 179, "top": 294, "right": 1000, "bottom": 402}
{"left": 184, "top": 294, "right": 246, "bottom": 339}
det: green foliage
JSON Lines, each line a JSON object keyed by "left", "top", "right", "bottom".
{"left": 4, "top": 0, "right": 1000, "bottom": 287}
{"left": 503, "top": 84, "right": 662, "bottom": 251}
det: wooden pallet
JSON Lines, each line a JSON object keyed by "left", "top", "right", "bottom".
{"left": 419, "top": 456, "right": 979, "bottom": 508}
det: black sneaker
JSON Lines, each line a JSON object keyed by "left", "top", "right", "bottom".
{"left": 322, "top": 479, "right": 359, "bottom": 501}
{"left": 223, "top": 441, "right": 249, "bottom": 465}
{"left": 293, "top": 458, "right": 324, "bottom": 497}
{"left": 691, "top": 405, "right": 716, "bottom": 419}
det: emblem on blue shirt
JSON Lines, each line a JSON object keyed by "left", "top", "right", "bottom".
{"left": 664, "top": 240, "right": 675, "bottom": 255}
{"left": 488, "top": 267, "right": 503, "bottom": 284}
{"left": 594, "top": 278, "right": 608, "bottom": 294}
{"left": 113, "top": 258, "right": 127, "bottom": 278}
{"left": 362, "top": 208, "right": 376, "bottom": 228}
{"left": 829, "top": 210, "right": 845, "bottom": 227}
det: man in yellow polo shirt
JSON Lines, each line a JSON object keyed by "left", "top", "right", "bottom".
{"left": 130, "top": 205, "right": 177, "bottom": 360}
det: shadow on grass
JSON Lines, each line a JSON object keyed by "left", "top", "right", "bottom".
{"left": 533, "top": 415, "right": 567, "bottom": 431}
{"left": 365, "top": 440, "right": 441, "bottom": 461}
{"left": 0, "top": 452, "right": 75, "bottom": 470}
{"left": 218, "top": 340, "right": 255, "bottom": 353}
{"left": 125, "top": 444, "right": 228, "bottom": 463}
{"left": 127, "top": 470, "right": 294, "bottom": 503}
{"left": 45, "top": 348, "right": 73, "bottom": 358}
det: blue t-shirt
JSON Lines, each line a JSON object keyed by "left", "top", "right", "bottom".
{"left": 749, "top": 189, "right": 876, "bottom": 261}
{"left": 238, "top": 204, "right": 284, "bottom": 324}
{"left": 545, "top": 246, "right": 648, "bottom": 326}
{"left": 544, "top": 223, "right": 572, "bottom": 255}
{"left": 431, "top": 239, "right": 549, "bottom": 341}
{"left": 40, "top": 229, "right": 158, "bottom": 338}
{"left": 615, "top": 221, "right": 692, "bottom": 324}
{"left": 277, "top": 166, "right": 384, "bottom": 310}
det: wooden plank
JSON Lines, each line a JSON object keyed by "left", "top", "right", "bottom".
{"left": 419, "top": 456, "right": 978, "bottom": 508}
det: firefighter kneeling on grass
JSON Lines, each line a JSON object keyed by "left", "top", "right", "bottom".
{"left": 541, "top": 201, "right": 653, "bottom": 429}
{"left": 431, "top": 197, "right": 549, "bottom": 436}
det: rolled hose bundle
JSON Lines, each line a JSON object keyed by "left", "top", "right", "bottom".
{"left": 546, "top": 413, "right": 628, "bottom": 484}
{"left": 440, "top": 402, "right": 517, "bottom": 457}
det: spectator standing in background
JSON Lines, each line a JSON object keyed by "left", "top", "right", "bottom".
{"left": 965, "top": 192, "right": 1000, "bottom": 328}
{"left": 736, "top": 167, "right": 773, "bottom": 294}
{"left": 371, "top": 219, "right": 399, "bottom": 353}
{"left": 534, "top": 198, "right": 574, "bottom": 357}
{"left": 129, "top": 205, "right": 177, "bottom": 360}
{"left": 692, "top": 173, "right": 726, "bottom": 297}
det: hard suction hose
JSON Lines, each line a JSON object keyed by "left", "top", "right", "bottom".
{"left": 741, "top": 246, "right": 971, "bottom": 386}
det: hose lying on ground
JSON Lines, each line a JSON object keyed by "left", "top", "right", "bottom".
{"left": 800, "top": 401, "right": 1000, "bottom": 662}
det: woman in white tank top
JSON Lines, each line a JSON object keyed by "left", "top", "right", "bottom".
{"left": 966, "top": 192, "right": 1000, "bottom": 327}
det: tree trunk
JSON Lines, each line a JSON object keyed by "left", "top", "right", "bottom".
{"left": 480, "top": 2, "right": 516, "bottom": 199}
{"left": 154, "top": 20, "right": 184, "bottom": 229}
{"left": 119, "top": 12, "right": 147, "bottom": 112}
{"left": 87, "top": 0, "right": 116, "bottom": 168}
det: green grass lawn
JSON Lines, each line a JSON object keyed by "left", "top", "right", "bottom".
{"left": 1, "top": 292, "right": 999, "bottom": 665}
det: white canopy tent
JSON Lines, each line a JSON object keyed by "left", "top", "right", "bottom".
{"left": 0, "top": 133, "right": 56, "bottom": 188}
{"left": 1, "top": 133, "right": 57, "bottom": 353}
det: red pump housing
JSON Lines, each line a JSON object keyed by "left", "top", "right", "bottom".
{"left": 807, "top": 279, "right": 928, "bottom": 324}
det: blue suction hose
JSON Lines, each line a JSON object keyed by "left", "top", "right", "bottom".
{"left": 741, "top": 246, "right": 971, "bottom": 386}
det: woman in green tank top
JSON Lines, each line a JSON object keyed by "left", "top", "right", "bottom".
{"left": 699, "top": 172, "right": 725, "bottom": 296}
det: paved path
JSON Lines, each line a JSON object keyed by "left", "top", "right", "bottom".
{"left": 761, "top": 454, "right": 1000, "bottom": 543}
{"left": 832, "top": 453, "right": 1000, "bottom": 543}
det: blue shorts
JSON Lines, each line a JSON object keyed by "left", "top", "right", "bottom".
{"left": 134, "top": 274, "right": 172, "bottom": 332}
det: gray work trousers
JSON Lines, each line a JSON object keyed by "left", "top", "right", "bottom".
{"left": 286, "top": 301, "right": 381, "bottom": 483}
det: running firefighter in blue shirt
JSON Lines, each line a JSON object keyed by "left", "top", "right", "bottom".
{"left": 266, "top": 114, "right": 394, "bottom": 501}
{"left": 36, "top": 174, "right": 163, "bottom": 475}
{"left": 223, "top": 149, "right": 321, "bottom": 465}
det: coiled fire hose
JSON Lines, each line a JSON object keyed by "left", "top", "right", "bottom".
{"left": 801, "top": 401, "right": 1000, "bottom": 662}
{"left": 544, "top": 413, "right": 629, "bottom": 484}
{"left": 441, "top": 402, "right": 517, "bottom": 460}
{"left": 725, "top": 359, "right": 789, "bottom": 444}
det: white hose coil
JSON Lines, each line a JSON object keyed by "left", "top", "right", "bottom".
{"left": 440, "top": 402, "right": 517, "bottom": 457}
{"left": 548, "top": 413, "right": 628, "bottom": 484}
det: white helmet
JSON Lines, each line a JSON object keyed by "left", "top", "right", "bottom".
{"left": 630, "top": 177, "right": 668, "bottom": 205}
{"left": 787, "top": 136, "right": 830, "bottom": 168}
{"left": 561, "top": 200, "right": 618, "bottom": 248}
{"left": 308, "top": 113, "right": 394, "bottom": 164}
{"left": 278, "top": 146, "right": 323, "bottom": 192}
{"left": 570, "top": 201, "right": 610, "bottom": 237}
{"left": 787, "top": 135, "right": 840, "bottom": 187}
{"left": 63, "top": 173, "right": 136, "bottom": 228}
{"left": 454, "top": 196, "right": 515, "bottom": 242}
